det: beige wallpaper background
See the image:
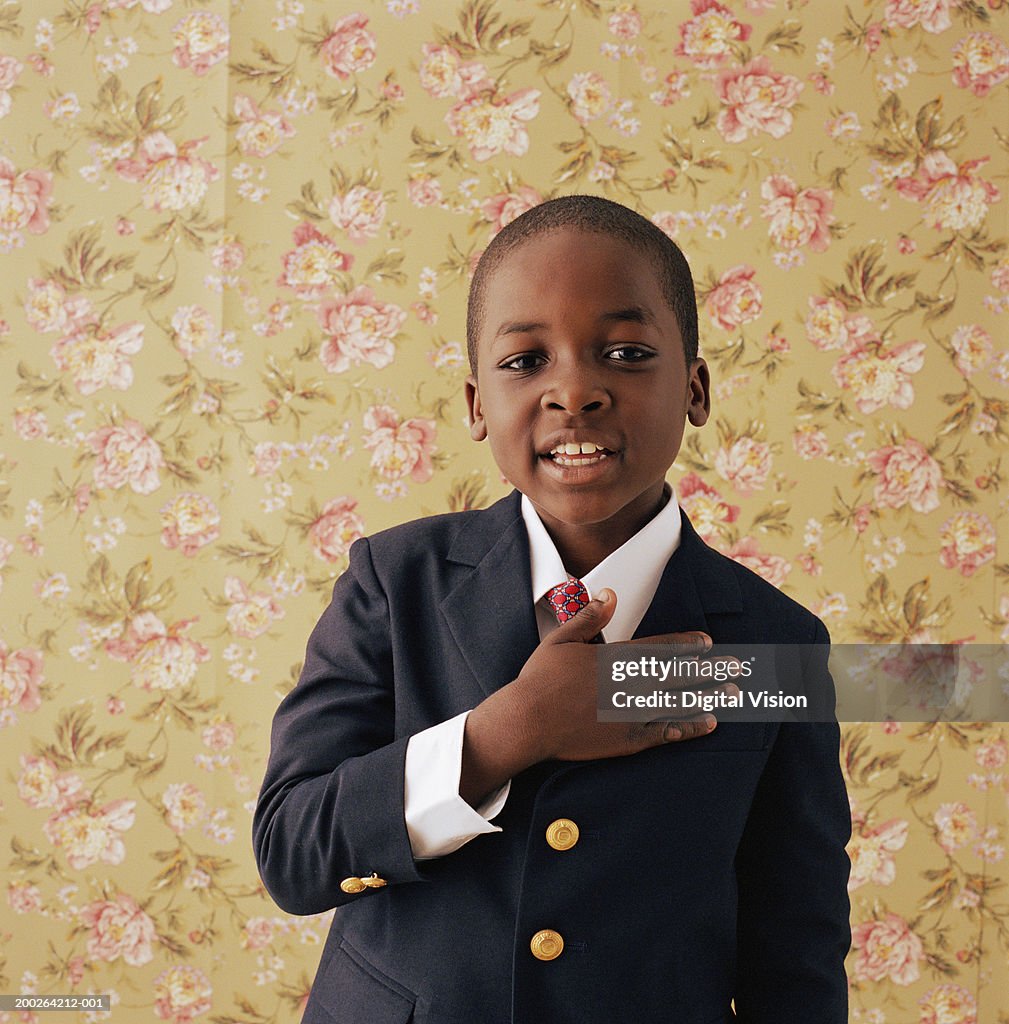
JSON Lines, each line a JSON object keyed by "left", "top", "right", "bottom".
{"left": 1, "top": 1, "right": 1008, "bottom": 1022}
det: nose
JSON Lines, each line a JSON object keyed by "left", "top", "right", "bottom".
{"left": 540, "top": 361, "right": 611, "bottom": 415}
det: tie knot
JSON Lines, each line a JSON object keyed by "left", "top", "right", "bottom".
{"left": 545, "top": 576, "right": 590, "bottom": 624}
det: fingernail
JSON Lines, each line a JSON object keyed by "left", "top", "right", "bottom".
{"left": 704, "top": 716, "right": 716, "bottom": 730}
{"left": 595, "top": 588, "right": 610, "bottom": 603}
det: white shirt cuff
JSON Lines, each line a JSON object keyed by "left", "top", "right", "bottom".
{"left": 404, "top": 710, "right": 511, "bottom": 860}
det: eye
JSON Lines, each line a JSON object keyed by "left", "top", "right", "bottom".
{"left": 606, "top": 345, "right": 654, "bottom": 362}
{"left": 499, "top": 353, "right": 544, "bottom": 371}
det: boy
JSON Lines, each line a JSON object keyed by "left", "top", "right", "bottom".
{"left": 253, "top": 195, "right": 851, "bottom": 1023}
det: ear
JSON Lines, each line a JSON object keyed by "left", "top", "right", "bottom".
{"left": 687, "top": 358, "right": 711, "bottom": 428}
{"left": 464, "top": 374, "right": 487, "bottom": 441}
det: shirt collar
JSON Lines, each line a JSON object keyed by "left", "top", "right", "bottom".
{"left": 521, "top": 483, "right": 682, "bottom": 642}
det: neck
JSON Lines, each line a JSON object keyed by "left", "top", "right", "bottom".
{"left": 548, "top": 486, "right": 671, "bottom": 579}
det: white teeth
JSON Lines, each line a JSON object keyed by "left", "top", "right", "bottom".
{"left": 553, "top": 453, "right": 609, "bottom": 467}
{"left": 550, "top": 442, "right": 605, "bottom": 456}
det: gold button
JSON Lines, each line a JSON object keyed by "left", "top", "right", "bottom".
{"left": 530, "top": 929, "right": 564, "bottom": 961}
{"left": 361, "top": 874, "right": 387, "bottom": 888}
{"left": 340, "top": 877, "right": 365, "bottom": 894}
{"left": 545, "top": 818, "right": 579, "bottom": 851}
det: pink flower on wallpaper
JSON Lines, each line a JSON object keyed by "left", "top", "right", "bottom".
{"left": 677, "top": 472, "right": 740, "bottom": 540}
{"left": 866, "top": 438, "right": 943, "bottom": 514}
{"left": 17, "top": 754, "right": 85, "bottom": 810}
{"left": 211, "top": 236, "right": 245, "bottom": 271}
{"left": 278, "top": 222, "right": 354, "bottom": 299}
{"left": 153, "top": 964, "right": 213, "bottom": 1024}
{"left": 760, "top": 174, "right": 834, "bottom": 252}
{"left": 8, "top": 880, "right": 42, "bottom": 914}
{"left": 13, "top": 406, "right": 49, "bottom": 441}
{"left": 0, "top": 54, "right": 23, "bottom": 118}
{"left": 566, "top": 71, "right": 613, "bottom": 123}
{"left": 831, "top": 339, "right": 926, "bottom": 414}
{"left": 407, "top": 173, "right": 443, "bottom": 207}
{"left": 251, "top": 441, "right": 283, "bottom": 476}
{"left": 159, "top": 493, "right": 221, "bottom": 556}
{"left": 0, "top": 157, "right": 53, "bottom": 251}
{"left": 328, "top": 185, "right": 387, "bottom": 242}
{"left": 933, "top": 801, "right": 979, "bottom": 852}
{"left": 445, "top": 88, "right": 540, "bottom": 162}
{"left": 362, "top": 405, "right": 437, "bottom": 483}
{"left": 317, "top": 285, "right": 405, "bottom": 373}
{"left": 171, "top": 304, "right": 216, "bottom": 358}
{"left": 950, "top": 324, "right": 993, "bottom": 376}
{"left": 847, "top": 818, "right": 908, "bottom": 890}
{"left": 895, "top": 153, "right": 1000, "bottom": 233}
{"left": 884, "top": 0, "right": 953, "bottom": 34}
{"left": 851, "top": 913, "right": 924, "bottom": 985}
{"left": 714, "top": 436, "right": 773, "bottom": 495}
{"left": 80, "top": 893, "right": 156, "bottom": 966}
{"left": 114, "top": 132, "right": 220, "bottom": 212}
{"left": 43, "top": 798, "right": 136, "bottom": 870}
{"left": 50, "top": 321, "right": 144, "bottom": 396}
{"left": 320, "top": 12, "right": 376, "bottom": 80}
{"left": 0, "top": 640, "right": 43, "bottom": 718}
{"left": 105, "top": 612, "right": 211, "bottom": 692}
{"left": 938, "top": 512, "right": 995, "bottom": 578}
{"left": 233, "top": 94, "right": 295, "bottom": 158}
{"left": 86, "top": 419, "right": 164, "bottom": 495}
{"left": 714, "top": 57, "right": 802, "bottom": 143}
{"left": 241, "top": 917, "right": 274, "bottom": 950}
{"left": 952, "top": 32, "right": 1009, "bottom": 97}
{"left": 201, "top": 717, "right": 236, "bottom": 751}
{"left": 608, "top": 5, "right": 643, "bottom": 39}
{"left": 723, "top": 537, "right": 791, "bottom": 587}
{"left": 482, "top": 186, "right": 543, "bottom": 234}
{"left": 804, "top": 296, "right": 852, "bottom": 351}
{"left": 975, "top": 736, "right": 1008, "bottom": 769}
{"left": 162, "top": 781, "right": 207, "bottom": 833}
{"left": 676, "top": 0, "right": 751, "bottom": 68}
{"left": 706, "top": 265, "right": 763, "bottom": 331}
{"left": 24, "top": 278, "right": 97, "bottom": 336}
{"left": 419, "top": 44, "right": 493, "bottom": 100}
{"left": 792, "top": 425, "right": 830, "bottom": 460}
{"left": 223, "top": 576, "right": 284, "bottom": 639}
{"left": 918, "top": 985, "right": 977, "bottom": 1024}
{"left": 308, "top": 496, "right": 365, "bottom": 563}
{"left": 172, "top": 11, "right": 229, "bottom": 76}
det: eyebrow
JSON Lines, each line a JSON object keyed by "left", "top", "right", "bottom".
{"left": 494, "top": 305, "right": 657, "bottom": 339}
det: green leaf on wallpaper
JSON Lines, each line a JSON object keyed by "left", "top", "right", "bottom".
{"left": 0, "top": 5, "right": 21, "bottom": 37}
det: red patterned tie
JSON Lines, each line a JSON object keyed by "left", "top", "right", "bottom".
{"left": 545, "top": 575, "right": 590, "bottom": 624}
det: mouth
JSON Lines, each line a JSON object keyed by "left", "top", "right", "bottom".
{"left": 541, "top": 441, "right": 617, "bottom": 469}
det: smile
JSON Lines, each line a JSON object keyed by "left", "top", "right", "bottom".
{"left": 551, "top": 451, "right": 611, "bottom": 467}
{"left": 545, "top": 441, "right": 616, "bottom": 466}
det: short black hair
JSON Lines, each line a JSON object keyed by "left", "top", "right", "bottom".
{"left": 466, "top": 194, "right": 698, "bottom": 374}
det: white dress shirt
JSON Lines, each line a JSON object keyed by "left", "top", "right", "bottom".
{"left": 403, "top": 483, "right": 682, "bottom": 859}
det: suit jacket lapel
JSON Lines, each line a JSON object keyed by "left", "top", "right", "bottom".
{"left": 441, "top": 491, "right": 540, "bottom": 699}
{"left": 441, "top": 493, "right": 745, "bottom": 698}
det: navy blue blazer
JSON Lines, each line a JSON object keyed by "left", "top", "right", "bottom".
{"left": 253, "top": 490, "right": 851, "bottom": 1024}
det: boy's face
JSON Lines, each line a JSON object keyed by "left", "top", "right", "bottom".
{"left": 466, "top": 227, "right": 710, "bottom": 564}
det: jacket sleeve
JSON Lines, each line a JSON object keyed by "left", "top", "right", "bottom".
{"left": 732, "top": 618, "right": 852, "bottom": 1023}
{"left": 252, "top": 536, "right": 426, "bottom": 916}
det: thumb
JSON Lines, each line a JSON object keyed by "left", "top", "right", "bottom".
{"left": 554, "top": 588, "right": 616, "bottom": 641}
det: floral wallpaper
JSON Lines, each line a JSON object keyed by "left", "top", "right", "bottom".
{"left": 0, "top": 1, "right": 1007, "bottom": 1022}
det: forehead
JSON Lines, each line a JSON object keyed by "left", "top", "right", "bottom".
{"left": 489, "top": 228, "right": 655, "bottom": 296}
{"left": 481, "top": 228, "right": 666, "bottom": 325}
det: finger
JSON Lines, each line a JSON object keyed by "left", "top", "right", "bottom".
{"left": 627, "top": 631, "right": 712, "bottom": 654}
{"left": 550, "top": 587, "right": 617, "bottom": 643}
{"left": 662, "top": 715, "right": 717, "bottom": 742}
